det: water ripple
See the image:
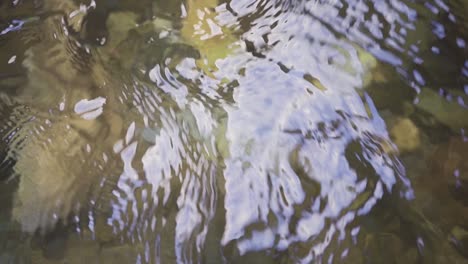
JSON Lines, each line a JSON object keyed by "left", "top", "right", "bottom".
{"left": 1, "top": 0, "right": 467, "bottom": 263}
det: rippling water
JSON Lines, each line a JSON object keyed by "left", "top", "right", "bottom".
{"left": 0, "top": 0, "right": 467, "bottom": 263}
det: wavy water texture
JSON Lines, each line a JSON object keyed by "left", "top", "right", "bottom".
{"left": 1, "top": 0, "right": 467, "bottom": 263}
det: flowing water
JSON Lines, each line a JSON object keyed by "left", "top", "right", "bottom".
{"left": 0, "top": 0, "right": 467, "bottom": 263}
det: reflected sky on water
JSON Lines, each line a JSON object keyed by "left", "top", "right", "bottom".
{"left": 0, "top": 0, "right": 467, "bottom": 263}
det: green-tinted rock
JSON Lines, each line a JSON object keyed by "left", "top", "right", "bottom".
{"left": 450, "top": 226, "right": 468, "bottom": 258}
{"left": 416, "top": 89, "right": 468, "bottom": 132}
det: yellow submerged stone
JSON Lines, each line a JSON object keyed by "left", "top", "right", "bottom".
{"left": 181, "top": 0, "right": 240, "bottom": 75}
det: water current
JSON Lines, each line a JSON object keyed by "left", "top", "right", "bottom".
{"left": 0, "top": 0, "right": 467, "bottom": 263}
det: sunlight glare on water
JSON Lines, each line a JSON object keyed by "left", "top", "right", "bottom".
{"left": 0, "top": 0, "right": 467, "bottom": 263}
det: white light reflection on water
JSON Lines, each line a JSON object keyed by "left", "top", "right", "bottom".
{"left": 105, "top": 0, "right": 415, "bottom": 261}
{"left": 217, "top": 57, "right": 410, "bottom": 260}
{"left": 8, "top": 0, "right": 467, "bottom": 262}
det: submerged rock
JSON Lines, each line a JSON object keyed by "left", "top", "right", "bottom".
{"left": 364, "top": 233, "right": 404, "bottom": 263}
{"left": 180, "top": 0, "right": 242, "bottom": 74}
{"left": 431, "top": 137, "right": 468, "bottom": 207}
{"left": 1, "top": 0, "right": 128, "bottom": 234}
{"left": 450, "top": 225, "right": 468, "bottom": 259}
{"left": 390, "top": 118, "right": 421, "bottom": 153}
{"left": 416, "top": 89, "right": 468, "bottom": 133}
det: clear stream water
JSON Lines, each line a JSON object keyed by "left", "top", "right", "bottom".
{"left": 0, "top": 0, "right": 467, "bottom": 263}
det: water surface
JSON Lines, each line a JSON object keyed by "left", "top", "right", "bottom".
{"left": 0, "top": 0, "right": 467, "bottom": 263}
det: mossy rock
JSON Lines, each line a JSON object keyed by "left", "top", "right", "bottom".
{"left": 415, "top": 88, "right": 468, "bottom": 133}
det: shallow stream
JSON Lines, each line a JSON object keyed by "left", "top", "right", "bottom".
{"left": 0, "top": 0, "right": 467, "bottom": 263}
